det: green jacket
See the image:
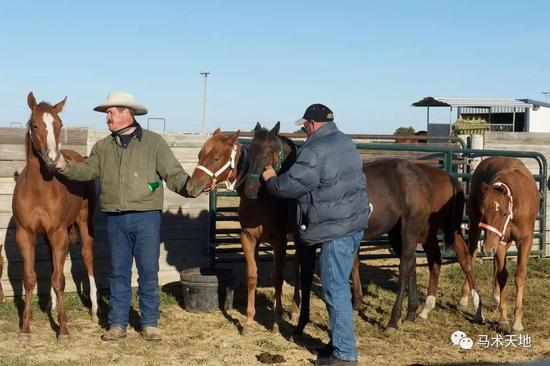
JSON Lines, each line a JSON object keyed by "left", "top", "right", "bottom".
{"left": 62, "top": 126, "right": 190, "bottom": 212}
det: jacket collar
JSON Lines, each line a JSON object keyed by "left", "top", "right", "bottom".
{"left": 305, "top": 121, "right": 338, "bottom": 144}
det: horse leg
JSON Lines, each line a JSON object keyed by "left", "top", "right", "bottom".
{"left": 351, "top": 254, "right": 362, "bottom": 311}
{"left": 76, "top": 208, "right": 97, "bottom": 321}
{"left": 294, "top": 243, "right": 316, "bottom": 335}
{"left": 16, "top": 227, "right": 36, "bottom": 342}
{"left": 241, "top": 231, "right": 258, "bottom": 335}
{"left": 290, "top": 250, "right": 301, "bottom": 320}
{"left": 419, "top": 224, "right": 440, "bottom": 320}
{"left": 453, "top": 231, "right": 484, "bottom": 323}
{"left": 271, "top": 235, "right": 286, "bottom": 333}
{"left": 48, "top": 228, "right": 70, "bottom": 339}
{"left": 494, "top": 247, "right": 510, "bottom": 333}
{"left": 387, "top": 219, "right": 420, "bottom": 332}
{"left": 460, "top": 216, "right": 480, "bottom": 306}
{"left": 512, "top": 234, "right": 533, "bottom": 334}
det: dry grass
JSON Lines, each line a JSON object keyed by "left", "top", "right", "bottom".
{"left": 1, "top": 257, "right": 550, "bottom": 365}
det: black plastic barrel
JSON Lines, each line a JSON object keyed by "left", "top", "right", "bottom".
{"left": 180, "top": 267, "right": 235, "bottom": 312}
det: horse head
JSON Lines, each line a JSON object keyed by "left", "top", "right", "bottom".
{"left": 244, "top": 122, "right": 283, "bottom": 199}
{"left": 186, "top": 128, "right": 240, "bottom": 197}
{"left": 26, "top": 92, "right": 66, "bottom": 167}
{"left": 478, "top": 181, "right": 514, "bottom": 255}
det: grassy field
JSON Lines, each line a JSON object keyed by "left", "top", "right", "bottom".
{"left": 1, "top": 256, "right": 549, "bottom": 365}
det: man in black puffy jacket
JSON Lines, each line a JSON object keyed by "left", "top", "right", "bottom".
{"left": 262, "top": 104, "right": 369, "bottom": 366}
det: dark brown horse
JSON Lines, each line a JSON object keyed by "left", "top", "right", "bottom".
{"left": 461, "top": 156, "right": 539, "bottom": 334}
{"left": 12, "top": 92, "right": 96, "bottom": 341}
{"left": 294, "top": 158, "right": 434, "bottom": 334}
{"left": 186, "top": 124, "right": 300, "bottom": 334}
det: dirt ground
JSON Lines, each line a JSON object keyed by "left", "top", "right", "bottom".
{"left": 1, "top": 256, "right": 550, "bottom": 366}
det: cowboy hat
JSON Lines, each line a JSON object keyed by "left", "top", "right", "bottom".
{"left": 93, "top": 91, "right": 148, "bottom": 115}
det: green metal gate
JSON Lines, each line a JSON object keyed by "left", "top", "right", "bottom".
{"left": 208, "top": 141, "right": 547, "bottom": 265}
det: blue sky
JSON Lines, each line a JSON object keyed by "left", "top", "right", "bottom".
{"left": 1, "top": 0, "right": 549, "bottom": 134}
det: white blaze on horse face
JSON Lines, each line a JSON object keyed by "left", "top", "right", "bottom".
{"left": 495, "top": 202, "right": 500, "bottom": 211}
{"left": 43, "top": 113, "right": 58, "bottom": 160}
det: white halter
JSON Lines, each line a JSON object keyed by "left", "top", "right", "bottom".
{"left": 194, "top": 144, "right": 245, "bottom": 191}
{"left": 478, "top": 181, "right": 514, "bottom": 246}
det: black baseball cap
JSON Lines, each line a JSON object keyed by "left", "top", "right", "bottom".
{"left": 295, "top": 103, "right": 334, "bottom": 126}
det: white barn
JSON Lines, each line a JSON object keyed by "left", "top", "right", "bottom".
{"left": 412, "top": 97, "right": 550, "bottom": 134}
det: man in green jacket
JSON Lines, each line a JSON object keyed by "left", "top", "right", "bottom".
{"left": 55, "top": 91, "right": 191, "bottom": 341}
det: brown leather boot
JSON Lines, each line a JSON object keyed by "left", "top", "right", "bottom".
{"left": 101, "top": 326, "right": 127, "bottom": 341}
{"left": 141, "top": 326, "right": 162, "bottom": 341}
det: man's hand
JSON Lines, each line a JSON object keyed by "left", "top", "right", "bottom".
{"left": 262, "top": 165, "right": 276, "bottom": 181}
{"left": 55, "top": 153, "right": 67, "bottom": 171}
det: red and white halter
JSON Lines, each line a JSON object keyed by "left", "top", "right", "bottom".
{"left": 478, "top": 182, "right": 514, "bottom": 247}
{"left": 194, "top": 144, "right": 246, "bottom": 191}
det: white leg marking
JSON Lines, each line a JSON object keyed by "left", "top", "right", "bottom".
{"left": 419, "top": 295, "right": 436, "bottom": 319}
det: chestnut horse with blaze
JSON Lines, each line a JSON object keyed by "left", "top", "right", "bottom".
{"left": 12, "top": 92, "right": 96, "bottom": 341}
{"left": 461, "top": 156, "right": 539, "bottom": 334}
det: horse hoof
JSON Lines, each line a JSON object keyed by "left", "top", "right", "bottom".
{"left": 271, "top": 323, "right": 280, "bottom": 334}
{"left": 459, "top": 297, "right": 469, "bottom": 308}
{"left": 57, "top": 334, "right": 70, "bottom": 342}
{"left": 384, "top": 326, "right": 398, "bottom": 335}
{"left": 18, "top": 333, "right": 31, "bottom": 343}
{"left": 510, "top": 328, "right": 523, "bottom": 336}
{"left": 497, "top": 321, "right": 510, "bottom": 333}
{"left": 402, "top": 319, "right": 414, "bottom": 327}
{"left": 241, "top": 326, "right": 252, "bottom": 336}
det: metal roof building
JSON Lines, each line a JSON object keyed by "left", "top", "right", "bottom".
{"left": 412, "top": 96, "right": 550, "bottom": 134}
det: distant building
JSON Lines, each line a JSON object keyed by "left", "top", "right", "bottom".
{"left": 412, "top": 97, "right": 550, "bottom": 135}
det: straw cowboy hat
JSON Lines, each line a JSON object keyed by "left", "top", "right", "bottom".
{"left": 93, "top": 91, "right": 148, "bottom": 115}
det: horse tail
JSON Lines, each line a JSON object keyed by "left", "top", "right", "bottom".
{"left": 68, "top": 223, "right": 80, "bottom": 244}
{"left": 444, "top": 177, "right": 465, "bottom": 249}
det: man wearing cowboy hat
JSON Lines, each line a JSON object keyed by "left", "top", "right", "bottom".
{"left": 56, "top": 91, "right": 192, "bottom": 342}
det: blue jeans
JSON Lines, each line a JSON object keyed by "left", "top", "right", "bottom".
{"left": 320, "top": 230, "right": 363, "bottom": 361}
{"left": 106, "top": 210, "right": 161, "bottom": 329}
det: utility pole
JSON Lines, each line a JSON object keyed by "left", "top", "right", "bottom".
{"left": 542, "top": 91, "right": 550, "bottom": 103}
{"left": 200, "top": 72, "right": 210, "bottom": 133}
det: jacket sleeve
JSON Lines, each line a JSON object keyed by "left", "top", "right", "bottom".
{"left": 61, "top": 142, "right": 101, "bottom": 181}
{"left": 265, "top": 147, "right": 320, "bottom": 199}
{"left": 156, "top": 137, "right": 191, "bottom": 197}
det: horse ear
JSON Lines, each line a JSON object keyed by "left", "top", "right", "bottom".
{"left": 213, "top": 128, "right": 221, "bottom": 136}
{"left": 254, "top": 122, "right": 262, "bottom": 136}
{"left": 269, "top": 121, "right": 281, "bottom": 137}
{"left": 494, "top": 184, "right": 508, "bottom": 195}
{"left": 53, "top": 96, "right": 67, "bottom": 113}
{"left": 27, "top": 92, "right": 37, "bottom": 110}
{"left": 227, "top": 129, "right": 240, "bottom": 145}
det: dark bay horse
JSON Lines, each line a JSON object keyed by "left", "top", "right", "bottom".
{"left": 461, "top": 156, "right": 539, "bottom": 333}
{"left": 186, "top": 124, "right": 300, "bottom": 334}
{"left": 293, "top": 158, "right": 434, "bottom": 334}
{"left": 12, "top": 92, "right": 96, "bottom": 341}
